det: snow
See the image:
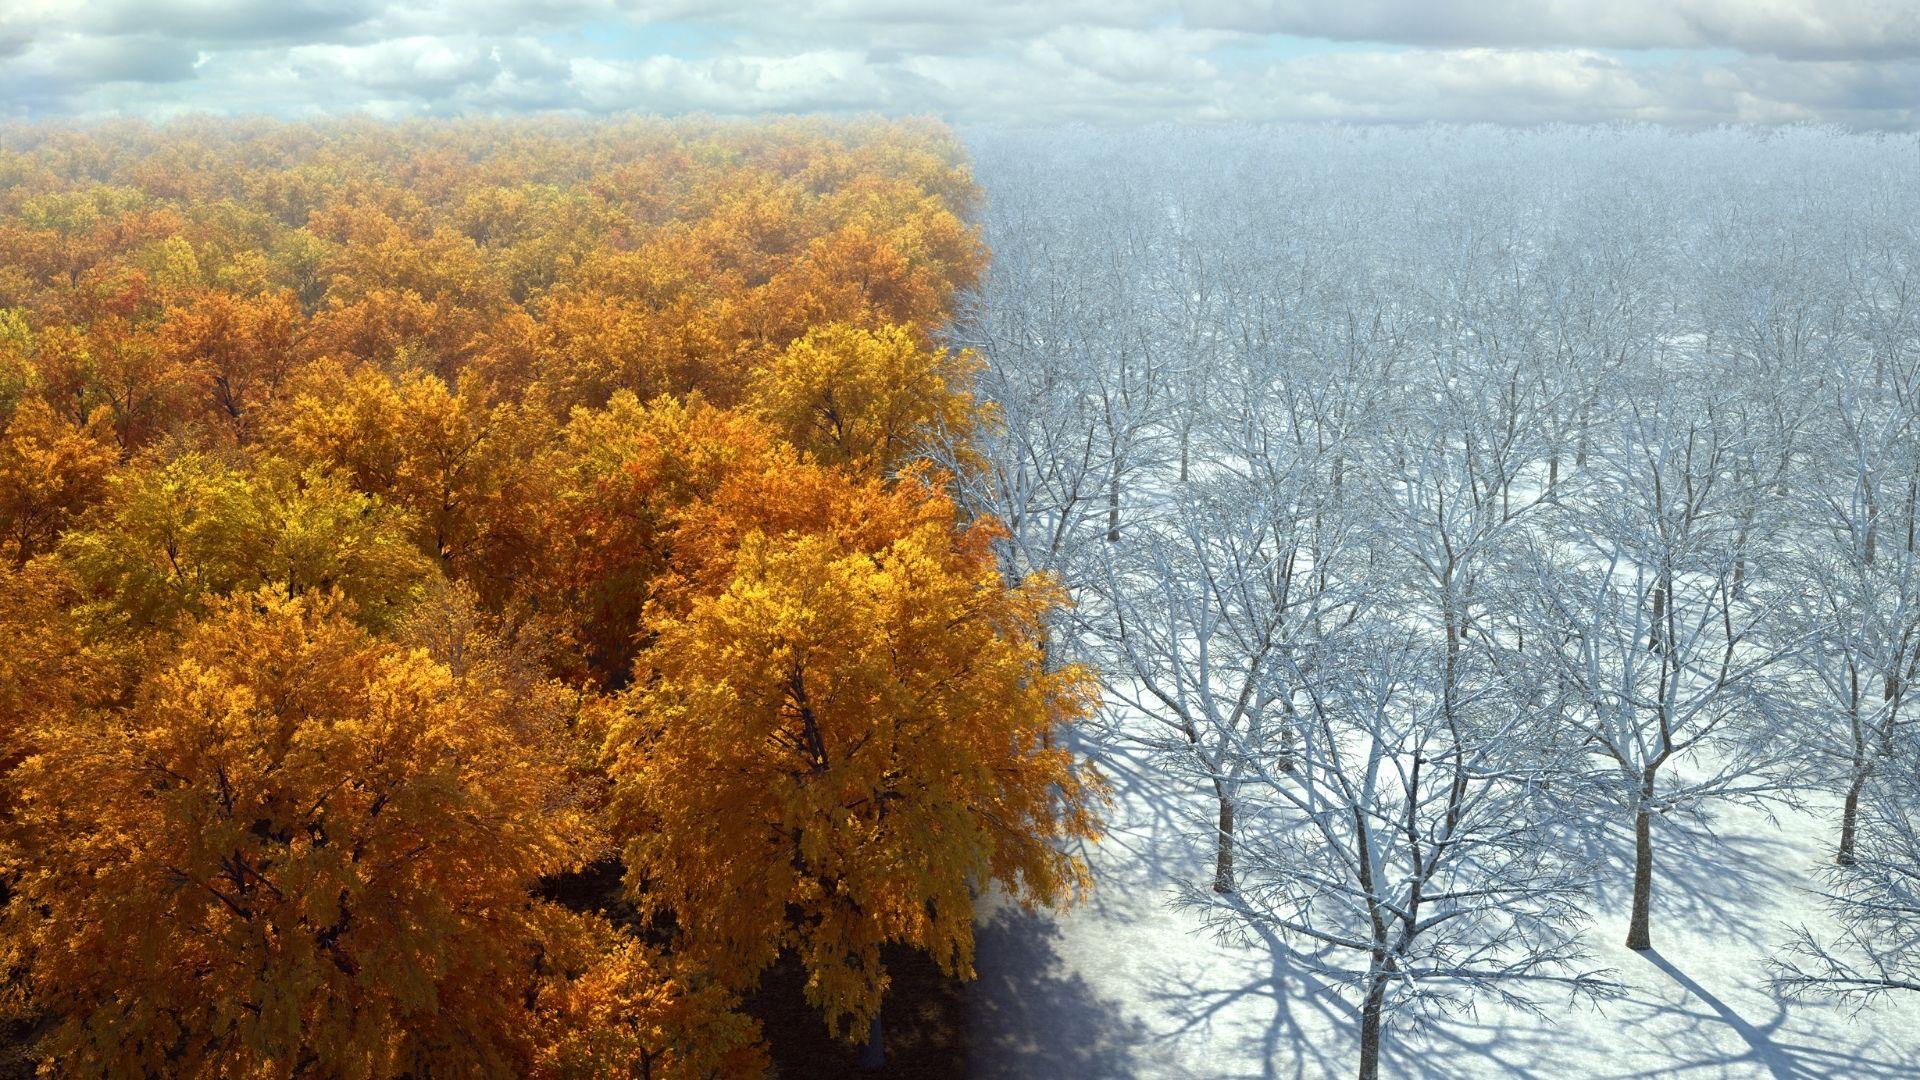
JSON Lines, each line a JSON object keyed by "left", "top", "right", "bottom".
{"left": 970, "top": 727, "right": 1920, "bottom": 1079}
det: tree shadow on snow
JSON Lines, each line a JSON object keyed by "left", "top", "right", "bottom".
{"left": 1563, "top": 813, "right": 1801, "bottom": 954}
{"left": 968, "top": 906, "right": 1157, "bottom": 1079}
{"left": 1595, "top": 950, "right": 1920, "bottom": 1080}
{"left": 1074, "top": 734, "right": 1219, "bottom": 921}
{"left": 1138, "top": 902, "right": 1366, "bottom": 1080}
{"left": 1380, "top": 1004, "right": 1612, "bottom": 1080}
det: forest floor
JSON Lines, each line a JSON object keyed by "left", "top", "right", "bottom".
{"left": 968, "top": 729, "right": 1920, "bottom": 1079}
{"left": 754, "top": 946, "right": 967, "bottom": 1079}
{"left": 546, "top": 861, "right": 969, "bottom": 1079}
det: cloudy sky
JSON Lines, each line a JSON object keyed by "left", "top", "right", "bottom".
{"left": 2, "top": 1, "right": 1917, "bottom": 127}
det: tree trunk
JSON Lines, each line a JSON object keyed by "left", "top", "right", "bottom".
{"left": 1107, "top": 473, "right": 1121, "bottom": 542}
{"left": 1213, "top": 794, "right": 1235, "bottom": 894}
{"left": 1647, "top": 586, "right": 1665, "bottom": 652}
{"left": 1839, "top": 770, "right": 1866, "bottom": 866}
{"left": 1357, "top": 974, "right": 1387, "bottom": 1080}
{"left": 859, "top": 1007, "right": 886, "bottom": 1071}
{"left": 1576, "top": 398, "right": 1592, "bottom": 467}
{"left": 1626, "top": 789, "right": 1655, "bottom": 951}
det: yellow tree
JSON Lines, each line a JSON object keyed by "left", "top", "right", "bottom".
{"left": 58, "top": 453, "right": 430, "bottom": 637}
{"left": 534, "top": 917, "right": 768, "bottom": 1080}
{"left": 0, "top": 560, "right": 101, "bottom": 823}
{"left": 263, "top": 364, "right": 555, "bottom": 605}
{"left": 744, "top": 322, "right": 984, "bottom": 474}
{"left": 605, "top": 486, "right": 1101, "bottom": 1066}
{"left": 4, "top": 590, "right": 595, "bottom": 1078}
{"left": 0, "top": 399, "right": 118, "bottom": 568}
{"left": 536, "top": 391, "right": 778, "bottom": 685}
{"left": 154, "top": 288, "right": 302, "bottom": 442}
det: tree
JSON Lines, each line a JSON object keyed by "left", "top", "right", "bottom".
{"left": 0, "top": 560, "right": 100, "bottom": 822}
{"left": 1095, "top": 466, "right": 1359, "bottom": 896}
{"left": 0, "top": 398, "right": 118, "bottom": 569}
{"left": 4, "top": 590, "right": 595, "bottom": 1078}
{"left": 1786, "top": 357, "right": 1920, "bottom": 865}
{"left": 1509, "top": 388, "right": 1802, "bottom": 951}
{"left": 155, "top": 288, "right": 302, "bottom": 442}
{"left": 1773, "top": 745, "right": 1920, "bottom": 1002}
{"left": 262, "top": 364, "right": 555, "bottom": 599}
{"left": 535, "top": 920, "right": 768, "bottom": 1080}
{"left": 604, "top": 488, "right": 1101, "bottom": 1066}
{"left": 58, "top": 453, "right": 430, "bottom": 637}
{"left": 1187, "top": 616, "right": 1612, "bottom": 1080}
{"left": 536, "top": 391, "right": 780, "bottom": 685}
{"left": 745, "top": 321, "right": 984, "bottom": 475}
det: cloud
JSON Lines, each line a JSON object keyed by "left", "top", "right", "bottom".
{"left": 1250, "top": 49, "right": 1805, "bottom": 125}
{"left": 85, "top": 0, "right": 382, "bottom": 44}
{"left": 1184, "top": 0, "right": 1920, "bottom": 61}
{"left": 0, "top": 0, "right": 1915, "bottom": 128}
{"left": 569, "top": 50, "right": 891, "bottom": 113}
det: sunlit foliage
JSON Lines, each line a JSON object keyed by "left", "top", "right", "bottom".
{"left": 0, "top": 115, "right": 1096, "bottom": 1076}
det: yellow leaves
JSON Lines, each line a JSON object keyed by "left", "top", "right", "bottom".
{"left": 59, "top": 453, "right": 430, "bottom": 635}
{"left": 264, "top": 363, "right": 556, "bottom": 598}
{"left": 154, "top": 288, "right": 301, "bottom": 439}
{"left": 0, "top": 116, "right": 1091, "bottom": 1078}
{"left": 746, "top": 321, "right": 986, "bottom": 474}
{"left": 608, "top": 484, "right": 1102, "bottom": 1040}
{"left": 535, "top": 917, "right": 767, "bottom": 1080}
{"left": 0, "top": 398, "right": 118, "bottom": 568}
{"left": 7, "top": 590, "right": 594, "bottom": 1080}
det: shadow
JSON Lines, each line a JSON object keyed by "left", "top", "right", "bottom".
{"left": 1023, "top": 716, "right": 1920, "bottom": 1079}
{"left": 748, "top": 944, "right": 967, "bottom": 1080}
{"left": 968, "top": 905, "right": 1155, "bottom": 1079}
{"left": 1073, "top": 729, "right": 1229, "bottom": 921}
{"left": 1615, "top": 950, "right": 1920, "bottom": 1080}
{"left": 1638, "top": 949, "right": 1800, "bottom": 1079}
{"left": 1139, "top": 914, "right": 1352, "bottom": 1080}
{"left": 1558, "top": 811, "right": 1801, "bottom": 954}
{"left": 1382, "top": 1002, "right": 1614, "bottom": 1080}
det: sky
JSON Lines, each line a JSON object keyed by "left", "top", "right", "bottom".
{"left": 1, "top": 1, "right": 1917, "bottom": 127}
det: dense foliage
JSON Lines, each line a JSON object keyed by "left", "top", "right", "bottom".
{"left": 0, "top": 116, "right": 1101, "bottom": 1078}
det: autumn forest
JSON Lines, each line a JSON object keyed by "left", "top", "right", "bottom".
{"left": 0, "top": 117, "right": 1102, "bottom": 1078}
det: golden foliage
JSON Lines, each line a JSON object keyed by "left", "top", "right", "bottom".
{"left": 746, "top": 322, "right": 986, "bottom": 473}
{"left": 59, "top": 453, "right": 431, "bottom": 635}
{"left": 0, "top": 398, "right": 117, "bottom": 567}
{"left": 606, "top": 486, "right": 1101, "bottom": 1036}
{"left": 5, "top": 591, "right": 592, "bottom": 1078}
{"left": 535, "top": 917, "right": 768, "bottom": 1080}
{"left": 0, "top": 115, "right": 1093, "bottom": 1076}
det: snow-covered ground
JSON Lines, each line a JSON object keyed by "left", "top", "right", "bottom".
{"left": 970, "top": 729, "right": 1920, "bottom": 1079}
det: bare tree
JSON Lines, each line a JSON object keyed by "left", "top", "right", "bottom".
{"left": 1774, "top": 746, "right": 1920, "bottom": 1001}
{"left": 1787, "top": 356, "right": 1920, "bottom": 865}
{"left": 1508, "top": 384, "right": 1803, "bottom": 951}
{"left": 1189, "top": 613, "right": 1615, "bottom": 1080}
{"left": 1094, "top": 459, "right": 1360, "bottom": 895}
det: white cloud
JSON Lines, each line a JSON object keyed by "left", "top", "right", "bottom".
{"left": 0, "top": 0, "right": 1915, "bottom": 128}
{"left": 569, "top": 50, "right": 890, "bottom": 113}
{"left": 1184, "top": 0, "right": 1920, "bottom": 60}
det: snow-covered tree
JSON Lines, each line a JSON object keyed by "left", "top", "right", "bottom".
{"left": 1786, "top": 354, "right": 1920, "bottom": 865}
{"left": 1189, "top": 610, "right": 1614, "bottom": 1080}
{"left": 1507, "top": 382, "right": 1804, "bottom": 951}
{"left": 1774, "top": 746, "right": 1920, "bottom": 1000}
{"left": 1094, "top": 460, "right": 1361, "bottom": 894}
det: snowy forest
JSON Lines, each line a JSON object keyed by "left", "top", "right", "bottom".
{"left": 955, "top": 126, "right": 1920, "bottom": 1079}
{"left": 0, "top": 116, "right": 1917, "bottom": 1080}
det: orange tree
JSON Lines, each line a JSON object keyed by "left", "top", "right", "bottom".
{"left": 605, "top": 476, "right": 1102, "bottom": 1063}
{"left": 4, "top": 590, "right": 598, "bottom": 1077}
{"left": 0, "top": 115, "right": 1096, "bottom": 1077}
